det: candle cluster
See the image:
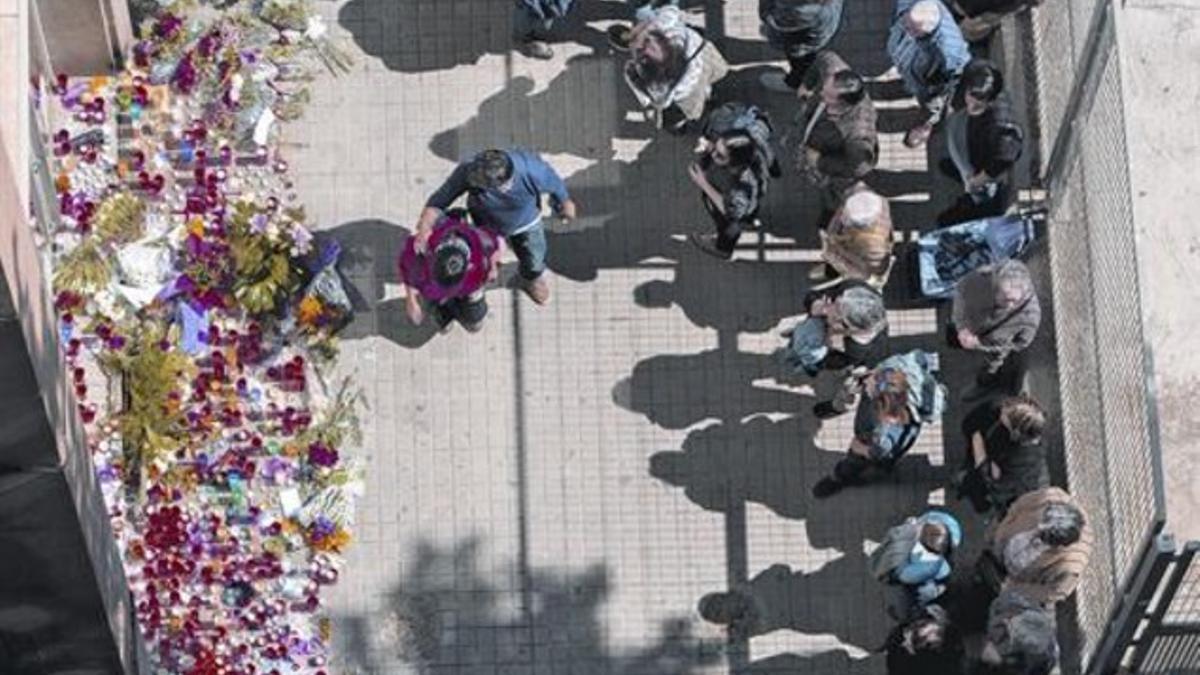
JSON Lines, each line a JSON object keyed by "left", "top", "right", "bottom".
{"left": 39, "top": 1, "right": 361, "bottom": 673}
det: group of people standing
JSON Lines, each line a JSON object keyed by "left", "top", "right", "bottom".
{"left": 396, "top": 1, "right": 1080, "bottom": 673}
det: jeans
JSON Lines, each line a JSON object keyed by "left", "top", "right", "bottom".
{"left": 434, "top": 292, "right": 489, "bottom": 330}
{"left": 508, "top": 224, "right": 548, "bottom": 280}
{"left": 514, "top": 5, "right": 555, "bottom": 40}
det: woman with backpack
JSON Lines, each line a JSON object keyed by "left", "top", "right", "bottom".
{"left": 812, "top": 350, "right": 947, "bottom": 498}
{"left": 937, "top": 59, "right": 1025, "bottom": 225}
{"left": 621, "top": 5, "right": 729, "bottom": 134}
{"left": 869, "top": 510, "right": 963, "bottom": 620}
{"left": 688, "top": 103, "right": 780, "bottom": 259}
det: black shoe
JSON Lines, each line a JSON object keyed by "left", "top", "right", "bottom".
{"left": 812, "top": 477, "right": 844, "bottom": 499}
{"left": 690, "top": 233, "right": 733, "bottom": 260}
{"left": 812, "top": 401, "right": 841, "bottom": 419}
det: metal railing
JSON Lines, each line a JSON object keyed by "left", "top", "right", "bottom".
{"left": 1017, "top": 0, "right": 1172, "bottom": 671}
{"left": 1088, "top": 536, "right": 1200, "bottom": 673}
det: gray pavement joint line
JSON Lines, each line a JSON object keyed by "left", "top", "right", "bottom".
{"left": 510, "top": 286, "right": 535, "bottom": 638}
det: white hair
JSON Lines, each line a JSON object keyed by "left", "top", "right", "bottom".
{"left": 844, "top": 191, "right": 885, "bottom": 227}
{"left": 908, "top": 0, "right": 942, "bottom": 34}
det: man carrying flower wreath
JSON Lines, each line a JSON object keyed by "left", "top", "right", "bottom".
{"left": 416, "top": 148, "right": 577, "bottom": 306}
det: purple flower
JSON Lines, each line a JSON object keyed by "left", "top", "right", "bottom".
{"left": 197, "top": 31, "right": 222, "bottom": 58}
{"left": 173, "top": 53, "right": 197, "bottom": 94}
{"left": 250, "top": 213, "right": 270, "bottom": 234}
{"left": 307, "top": 443, "right": 339, "bottom": 468}
{"left": 174, "top": 274, "right": 198, "bottom": 295}
{"left": 154, "top": 13, "right": 183, "bottom": 40}
{"left": 310, "top": 516, "right": 336, "bottom": 538}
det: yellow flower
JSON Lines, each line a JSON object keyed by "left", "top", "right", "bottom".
{"left": 188, "top": 216, "right": 206, "bottom": 238}
{"left": 297, "top": 296, "right": 324, "bottom": 326}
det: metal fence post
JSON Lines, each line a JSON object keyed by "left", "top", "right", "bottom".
{"left": 1089, "top": 532, "right": 1174, "bottom": 674}
{"left": 1129, "top": 542, "right": 1200, "bottom": 672}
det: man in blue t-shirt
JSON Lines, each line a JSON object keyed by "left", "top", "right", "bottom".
{"left": 416, "top": 148, "right": 577, "bottom": 305}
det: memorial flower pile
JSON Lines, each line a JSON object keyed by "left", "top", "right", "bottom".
{"left": 37, "top": 1, "right": 363, "bottom": 672}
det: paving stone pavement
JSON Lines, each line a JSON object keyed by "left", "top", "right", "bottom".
{"left": 282, "top": 1, "right": 1037, "bottom": 673}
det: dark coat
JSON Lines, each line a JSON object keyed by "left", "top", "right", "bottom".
{"left": 759, "top": 0, "right": 844, "bottom": 56}
{"left": 959, "top": 401, "right": 1049, "bottom": 513}
{"left": 794, "top": 51, "right": 878, "bottom": 181}
{"left": 967, "top": 94, "right": 1024, "bottom": 178}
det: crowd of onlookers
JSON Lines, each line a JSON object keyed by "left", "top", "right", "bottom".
{"left": 396, "top": 0, "right": 1083, "bottom": 672}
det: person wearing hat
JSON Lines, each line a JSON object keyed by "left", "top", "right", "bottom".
{"left": 814, "top": 183, "right": 894, "bottom": 286}
{"left": 417, "top": 148, "right": 576, "bottom": 305}
{"left": 400, "top": 211, "right": 500, "bottom": 333}
{"left": 887, "top": 0, "right": 970, "bottom": 148}
{"left": 937, "top": 59, "right": 1024, "bottom": 225}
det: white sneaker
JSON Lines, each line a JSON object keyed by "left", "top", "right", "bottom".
{"left": 759, "top": 71, "right": 795, "bottom": 94}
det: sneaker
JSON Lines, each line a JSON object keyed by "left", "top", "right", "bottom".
{"left": 759, "top": 71, "right": 795, "bottom": 94}
{"left": 812, "top": 476, "right": 844, "bottom": 499}
{"left": 607, "top": 25, "right": 633, "bottom": 52}
{"left": 689, "top": 233, "right": 733, "bottom": 260}
{"left": 904, "top": 122, "right": 934, "bottom": 149}
{"left": 812, "top": 401, "right": 841, "bottom": 419}
{"left": 519, "top": 40, "right": 554, "bottom": 60}
{"left": 522, "top": 276, "right": 551, "bottom": 304}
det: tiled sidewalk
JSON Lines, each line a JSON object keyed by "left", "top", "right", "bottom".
{"left": 284, "top": 1, "right": 1004, "bottom": 673}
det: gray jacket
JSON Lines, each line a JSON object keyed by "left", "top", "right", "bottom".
{"left": 951, "top": 259, "right": 1041, "bottom": 371}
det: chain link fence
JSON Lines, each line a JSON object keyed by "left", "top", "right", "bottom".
{"left": 1016, "top": 0, "right": 1167, "bottom": 671}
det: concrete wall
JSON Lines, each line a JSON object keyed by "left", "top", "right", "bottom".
{"left": 0, "top": 2, "right": 144, "bottom": 663}
{"left": 30, "top": 0, "right": 133, "bottom": 75}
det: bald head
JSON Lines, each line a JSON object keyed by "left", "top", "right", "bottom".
{"left": 905, "top": 0, "right": 942, "bottom": 36}
{"left": 844, "top": 190, "right": 885, "bottom": 227}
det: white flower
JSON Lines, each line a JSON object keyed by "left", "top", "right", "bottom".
{"left": 304, "top": 15, "right": 328, "bottom": 40}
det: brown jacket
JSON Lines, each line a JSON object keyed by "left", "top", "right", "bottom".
{"left": 822, "top": 183, "right": 894, "bottom": 282}
{"left": 794, "top": 51, "right": 878, "bottom": 182}
{"left": 989, "top": 487, "right": 1094, "bottom": 606}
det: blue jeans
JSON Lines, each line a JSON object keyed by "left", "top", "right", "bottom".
{"left": 514, "top": 5, "right": 556, "bottom": 40}
{"left": 508, "top": 224, "right": 547, "bottom": 280}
